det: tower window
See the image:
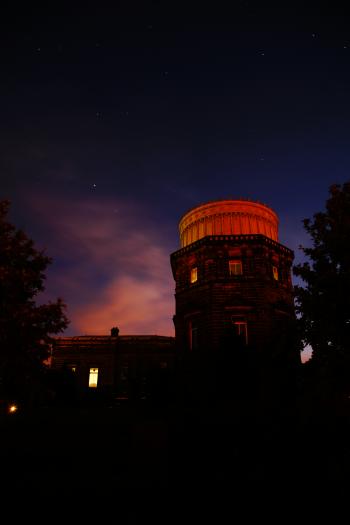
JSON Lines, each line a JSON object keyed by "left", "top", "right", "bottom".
{"left": 89, "top": 367, "right": 99, "bottom": 388}
{"left": 190, "top": 267, "right": 198, "bottom": 283}
{"left": 272, "top": 266, "right": 279, "bottom": 280}
{"left": 233, "top": 321, "right": 248, "bottom": 345}
{"left": 229, "top": 260, "right": 243, "bottom": 276}
{"left": 189, "top": 320, "right": 199, "bottom": 351}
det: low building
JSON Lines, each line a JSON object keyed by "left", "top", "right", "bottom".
{"left": 51, "top": 332, "right": 175, "bottom": 403}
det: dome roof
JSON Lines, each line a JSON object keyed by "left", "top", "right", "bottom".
{"left": 179, "top": 199, "right": 279, "bottom": 247}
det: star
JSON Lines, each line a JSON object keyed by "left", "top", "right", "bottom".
{"left": 92, "top": 184, "right": 97, "bottom": 189}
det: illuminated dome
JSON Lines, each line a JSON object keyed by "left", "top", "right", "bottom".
{"left": 179, "top": 199, "right": 279, "bottom": 247}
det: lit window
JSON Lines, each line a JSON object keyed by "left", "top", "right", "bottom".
{"left": 272, "top": 266, "right": 279, "bottom": 280}
{"left": 229, "top": 260, "right": 243, "bottom": 276}
{"left": 189, "top": 320, "right": 199, "bottom": 351}
{"left": 233, "top": 321, "right": 248, "bottom": 345}
{"left": 89, "top": 367, "right": 99, "bottom": 388}
{"left": 190, "top": 267, "right": 198, "bottom": 283}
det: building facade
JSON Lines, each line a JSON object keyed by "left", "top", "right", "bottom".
{"left": 51, "top": 198, "right": 297, "bottom": 405}
{"left": 171, "top": 199, "right": 296, "bottom": 359}
{"left": 51, "top": 333, "right": 175, "bottom": 403}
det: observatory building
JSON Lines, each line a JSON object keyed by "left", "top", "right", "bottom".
{"left": 170, "top": 199, "right": 295, "bottom": 357}
{"left": 52, "top": 197, "right": 297, "bottom": 403}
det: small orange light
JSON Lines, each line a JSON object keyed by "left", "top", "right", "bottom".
{"left": 8, "top": 404, "right": 18, "bottom": 414}
{"left": 190, "top": 267, "right": 198, "bottom": 283}
{"left": 272, "top": 266, "right": 279, "bottom": 280}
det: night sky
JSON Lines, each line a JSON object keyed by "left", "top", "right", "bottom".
{"left": 2, "top": 2, "right": 350, "bottom": 344}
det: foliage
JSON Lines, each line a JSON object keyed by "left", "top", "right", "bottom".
{"left": 293, "top": 182, "right": 350, "bottom": 378}
{"left": 0, "top": 200, "right": 69, "bottom": 401}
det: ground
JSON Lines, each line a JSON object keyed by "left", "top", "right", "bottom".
{"left": 1, "top": 399, "right": 349, "bottom": 500}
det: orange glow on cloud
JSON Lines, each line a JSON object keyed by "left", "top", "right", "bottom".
{"left": 29, "top": 195, "right": 175, "bottom": 336}
{"left": 75, "top": 275, "right": 173, "bottom": 335}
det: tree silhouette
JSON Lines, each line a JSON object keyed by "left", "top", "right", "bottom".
{"left": 293, "top": 182, "right": 350, "bottom": 398}
{"left": 0, "top": 200, "right": 69, "bottom": 403}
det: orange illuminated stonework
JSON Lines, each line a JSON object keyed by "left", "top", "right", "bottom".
{"left": 179, "top": 199, "right": 279, "bottom": 247}
{"left": 171, "top": 198, "right": 296, "bottom": 362}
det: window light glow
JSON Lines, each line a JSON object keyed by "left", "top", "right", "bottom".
{"left": 272, "top": 266, "right": 279, "bottom": 280}
{"left": 229, "top": 259, "right": 243, "bottom": 275}
{"left": 190, "top": 267, "right": 198, "bottom": 283}
{"left": 89, "top": 367, "right": 99, "bottom": 388}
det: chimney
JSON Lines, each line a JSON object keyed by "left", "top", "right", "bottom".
{"left": 110, "top": 326, "right": 119, "bottom": 337}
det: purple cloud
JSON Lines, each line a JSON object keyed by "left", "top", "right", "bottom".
{"left": 28, "top": 193, "right": 175, "bottom": 336}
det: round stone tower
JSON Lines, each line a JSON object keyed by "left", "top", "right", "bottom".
{"left": 170, "top": 198, "right": 295, "bottom": 358}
